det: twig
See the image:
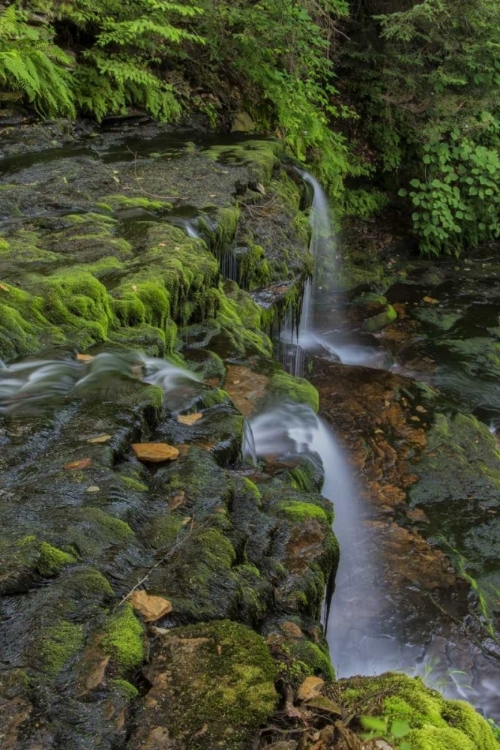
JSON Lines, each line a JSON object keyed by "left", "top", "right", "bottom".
{"left": 119, "top": 518, "right": 203, "bottom": 604}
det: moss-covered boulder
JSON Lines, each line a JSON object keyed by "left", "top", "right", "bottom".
{"left": 129, "top": 620, "right": 278, "bottom": 750}
{"left": 337, "top": 673, "right": 499, "bottom": 750}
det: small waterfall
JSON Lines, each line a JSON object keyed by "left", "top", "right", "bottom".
{"left": 0, "top": 352, "right": 199, "bottom": 413}
{"left": 279, "top": 171, "right": 337, "bottom": 376}
{"left": 245, "top": 402, "right": 378, "bottom": 674}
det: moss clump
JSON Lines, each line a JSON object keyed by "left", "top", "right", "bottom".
{"left": 279, "top": 500, "right": 329, "bottom": 523}
{"left": 110, "top": 678, "right": 139, "bottom": 699}
{"left": 120, "top": 476, "right": 149, "bottom": 493}
{"left": 40, "top": 621, "right": 84, "bottom": 677}
{"left": 242, "top": 478, "right": 261, "bottom": 502}
{"left": 37, "top": 542, "right": 76, "bottom": 576}
{"left": 340, "top": 673, "right": 499, "bottom": 750}
{"left": 362, "top": 304, "right": 398, "bottom": 332}
{"left": 70, "top": 568, "right": 114, "bottom": 597}
{"left": 102, "top": 604, "right": 144, "bottom": 671}
{"left": 269, "top": 371, "right": 320, "bottom": 412}
{"left": 95, "top": 195, "right": 172, "bottom": 212}
{"left": 143, "top": 620, "right": 277, "bottom": 749}
{"left": 287, "top": 638, "right": 334, "bottom": 680}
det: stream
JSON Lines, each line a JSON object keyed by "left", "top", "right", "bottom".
{"left": 1, "top": 124, "right": 499, "bottom": 743}
{"left": 273, "top": 174, "right": 500, "bottom": 719}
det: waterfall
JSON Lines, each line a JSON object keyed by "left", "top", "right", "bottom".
{"left": 279, "top": 171, "right": 337, "bottom": 376}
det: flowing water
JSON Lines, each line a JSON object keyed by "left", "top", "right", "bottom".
{"left": 269, "top": 171, "right": 500, "bottom": 718}
{"left": 0, "top": 351, "right": 199, "bottom": 413}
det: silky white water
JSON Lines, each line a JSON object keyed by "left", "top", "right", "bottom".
{"left": 0, "top": 351, "right": 199, "bottom": 413}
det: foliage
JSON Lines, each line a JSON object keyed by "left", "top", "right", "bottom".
{"left": 340, "top": 0, "right": 500, "bottom": 254}
{"left": 0, "top": 4, "right": 75, "bottom": 116}
{"left": 0, "top": 0, "right": 202, "bottom": 120}
{"left": 57, "top": 0, "right": 203, "bottom": 120}
{"left": 361, "top": 715, "right": 412, "bottom": 749}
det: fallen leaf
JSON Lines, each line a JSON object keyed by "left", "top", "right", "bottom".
{"left": 177, "top": 413, "right": 203, "bottom": 426}
{"left": 131, "top": 284, "right": 137, "bottom": 292}
{"left": 209, "top": 193, "right": 217, "bottom": 197}
{"left": 182, "top": 516, "right": 192, "bottom": 526}
{"left": 130, "top": 590, "right": 172, "bottom": 621}
{"left": 64, "top": 458, "right": 91, "bottom": 470}
{"left": 158, "top": 242, "right": 166, "bottom": 247}
{"left": 423, "top": 296, "right": 439, "bottom": 304}
{"left": 76, "top": 353, "right": 95, "bottom": 363}
{"left": 0, "top": 283, "right": 9, "bottom": 292}
{"left": 86, "top": 486, "right": 100, "bottom": 493}
{"left": 415, "top": 405, "right": 427, "bottom": 413}
{"left": 297, "top": 675, "right": 325, "bottom": 702}
{"left": 88, "top": 434, "right": 111, "bottom": 444}
{"left": 132, "top": 443, "right": 179, "bottom": 463}
{"left": 168, "top": 491, "right": 186, "bottom": 510}
{"left": 256, "top": 182, "right": 266, "bottom": 195}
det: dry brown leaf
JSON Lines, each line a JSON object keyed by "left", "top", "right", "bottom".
{"left": 297, "top": 675, "right": 325, "bottom": 702}
{"left": 0, "top": 283, "right": 9, "bottom": 292}
{"left": 64, "top": 458, "right": 91, "bottom": 470}
{"left": 88, "top": 434, "right": 111, "bottom": 444}
{"left": 131, "top": 284, "right": 138, "bottom": 292}
{"left": 177, "top": 413, "right": 203, "bottom": 426}
{"left": 76, "top": 353, "right": 95, "bottom": 363}
{"left": 423, "top": 296, "right": 439, "bottom": 304}
{"left": 86, "top": 486, "right": 100, "bottom": 493}
{"left": 130, "top": 590, "right": 172, "bottom": 621}
{"left": 132, "top": 442, "right": 179, "bottom": 463}
{"left": 256, "top": 182, "right": 266, "bottom": 195}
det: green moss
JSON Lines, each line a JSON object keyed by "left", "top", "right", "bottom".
{"left": 95, "top": 195, "right": 172, "bottom": 212}
{"left": 279, "top": 500, "right": 329, "bottom": 523}
{"left": 120, "top": 476, "right": 149, "bottom": 493}
{"left": 110, "top": 678, "right": 139, "bottom": 699}
{"left": 203, "top": 140, "right": 283, "bottom": 183}
{"left": 363, "top": 304, "right": 398, "bottom": 332}
{"left": 40, "top": 621, "right": 84, "bottom": 677}
{"left": 102, "top": 604, "right": 144, "bottom": 670}
{"left": 79, "top": 509, "right": 134, "bottom": 541}
{"left": 242, "top": 478, "right": 261, "bottom": 502}
{"left": 269, "top": 371, "right": 320, "bottom": 412}
{"left": 341, "top": 674, "right": 499, "bottom": 750}
{"left": 70, "top": 568, "right": 114, "bottom": 596}
{"left": 37, "top": 542, "right": 76, "bottom": 576}
{"left": 158, "top": 620, "right": 277, "bottom": 749}
{"left": 148, "top": 513, "right": 184, "bottom": 549}
{"left": 288, "top": 639, "right": 334, "bottom": 680}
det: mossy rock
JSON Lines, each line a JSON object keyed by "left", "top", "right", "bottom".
{"left": 362, "top": 303, "right": 398, "bottom": 332}
{"left": 268, "top": 370, "right": 319, "bottom": 412}
{"left": 338, "top": 673, "right": 499, "bottom": 750}
{"left": 130, "top": 620, "right": 277, "bottom": 750}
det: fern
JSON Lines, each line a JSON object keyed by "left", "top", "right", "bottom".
{"left": 0, "top": 4, "right": 75, "bottom": 117}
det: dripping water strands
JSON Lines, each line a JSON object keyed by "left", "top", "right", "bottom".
{"left": 0, "top": 352, "right": 200, "bottom": 413}
{"left": 278, "top": 170, "right": 338, "bottom": 377}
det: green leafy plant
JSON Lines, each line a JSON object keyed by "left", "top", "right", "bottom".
{"left": 0, "top": 4, "right": 75, "bottom": 116}
{"left": 361, "top": 715, "right": 412, "bottom": 749}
